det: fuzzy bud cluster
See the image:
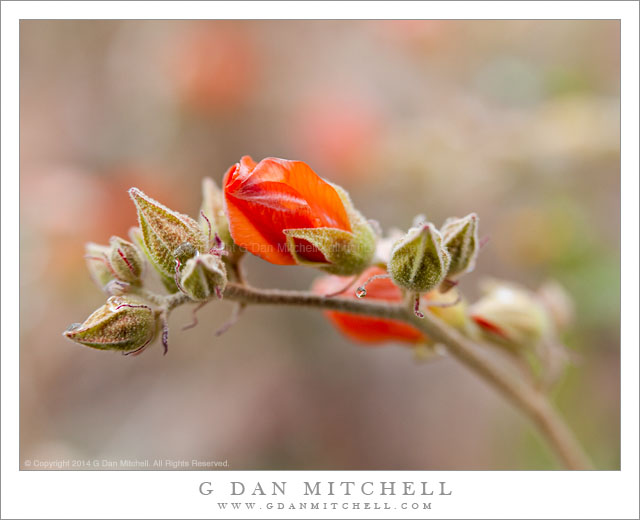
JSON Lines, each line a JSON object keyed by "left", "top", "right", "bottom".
{"left": 128, "top": 187, "right": 229, "bottom": 300}
{"left": 387, "top": 213, "right": 479, "bottom": 294}
{"left": 66, "top": 179, "right": 239, "bottom": 355}
{"left": 64, "top": 155, "right": 569, "bottom": 373}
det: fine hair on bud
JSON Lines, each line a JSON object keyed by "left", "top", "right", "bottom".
{"left": 179, "top": 253, "right": 228, "bottom": 301}
{"left": 441, "top": 213, "right": 479, "bottom": 279}
{"left": 129, "top": 187, "right": 208, "bottom": 280}
{"left": 388, "top": 222, "right": 451, "bottom": 293}
{"left": 63, "top": 296, "right": 158, "bottom": 354}
{"left": 108, "top": 236, "right": 144, "bottom": 284}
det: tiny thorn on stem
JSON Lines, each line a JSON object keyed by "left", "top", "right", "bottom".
{"left": 182, "top": 301, "right": 209, "bottom": 331}
{"left": 414, "top": 295, "right": 424, "bottom": 318}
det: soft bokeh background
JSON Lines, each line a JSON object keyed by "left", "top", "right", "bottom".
{"left": 20, "top": 20, "right": 620, "bottom": 470}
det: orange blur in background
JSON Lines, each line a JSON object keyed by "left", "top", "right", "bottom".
{"left": 20, "top": 20, "right": 620, "bottom": 470}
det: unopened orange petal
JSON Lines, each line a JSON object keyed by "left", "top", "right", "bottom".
{"left": 223, "top": 156, "right": 354, "bottom": 267}
{"left": 223, "top": 161, "right": 294, "bottom": 265}
{"left": 240, "top": 155, "right": 257, "bottom": 169}
{"left": 224, "top": 195, "right": 295, "bottom": 265}
{"left": 254, "top": 158, "right": 351, "bottom": 231}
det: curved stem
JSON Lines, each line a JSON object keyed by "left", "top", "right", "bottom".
{"left": 402, "top": 309, "right": 592, "bottom": 470}
{"left": 164, "top": 282, "right": 592, "bottom": 469}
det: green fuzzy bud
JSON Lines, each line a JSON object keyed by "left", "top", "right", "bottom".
{"left": 129, "top": 188, "right": 208, "bottom": 280}
{"left": 199, "top": 177, "right": 243, "bottom": 260}
{"left": 129, "top": 226, "right": 178, "bottom": 294}
{"left": 283, "top": 184, "right": 376, "bottom": 276}
{"left": 441, "top": 213, "right": 479, "bottom": 279}
{"left": 108, "top": 236, "right": 144, "bottom": 284}
{"left": 63, "top": 296, "right": 157, "bottom": 354}
{"left": 388, "top": 223, "right": 451, "bottom": 293}
{"left": 179, "top": 253, "right": 227, "bottom": 301}
{"left": 85, "top": 242, "right": 115, "bottom": 291}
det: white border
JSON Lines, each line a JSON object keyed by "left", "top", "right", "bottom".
{"left": 2, "top": 2, "right": 638, "bottom": 519}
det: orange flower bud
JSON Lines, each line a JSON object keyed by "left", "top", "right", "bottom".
{"left": 311, "top": 267, "right": 425, "bottom": 345}
{"left": 223, "top": 156, "right": 375, "bottom": 275}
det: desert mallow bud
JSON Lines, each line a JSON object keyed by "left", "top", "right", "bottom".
{"left": 441, "top": 213, "right": 479, "bottom": 279}
{"left": 388, "top": 222, "right": 451, "bottom": 293}
{"left": 129, "top": 188, "right": 208, "bottom": 280}
{"left": 85, "top": 242, "right": 115, "bottom": 291}
{"left": 63, "top": 296, "right": 158, "bottom": 355}
{"left": 179, "top": 253, "right": 227, "bottom": 301}
{"left": 128, "top": 225, "right": 178, "bottom": 294}
{"left": 469, "top": 281, "right": 550, "bottom": 351}
{"left": 223, "top": 156, "right": 376, "bottom": 276}
{"left": 108, "top": 236, "right": 144, "bottom": 284}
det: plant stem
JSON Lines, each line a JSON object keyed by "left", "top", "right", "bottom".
{"left": 165, "top": 282, "right": 593, "bottom": 469}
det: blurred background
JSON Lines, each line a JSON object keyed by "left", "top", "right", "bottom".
{"left": 20, "top": 20, "right": 620, "bottom": 470}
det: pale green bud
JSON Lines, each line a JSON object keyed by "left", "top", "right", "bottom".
{"left": 108, "top": 236, "right": 144, "bottom": 284}
{"left": 63, "top": 296, "right": 157, "bottom": 354}
{"left": 85, "top": 242, "right": 115, "bottom": 291}
{"left": 129, "top": 188, "right": 208, "bottom": 280}
{"left": 469, "top": 281, "right": 551, "bottom": 351}
{"left": 388, "top": 223, "right": 451, "bottom": 293}
{"left": 179, "top": 253, "right": 227, "bottom": 301}
{"left": 129, "top": 226, "right": 179, "bottom": 294}
{"left": 441, "top": 213, "right": 479, "bottom": 279}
